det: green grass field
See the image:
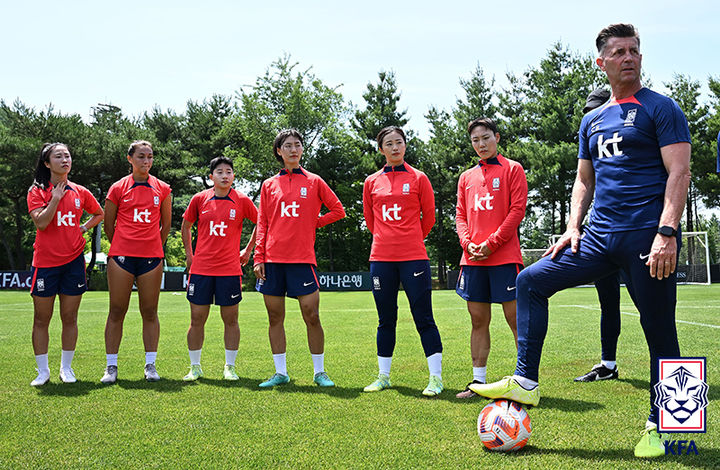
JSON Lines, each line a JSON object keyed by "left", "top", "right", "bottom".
{"left": 0, "top": 286, "right": 718, "bottom": 469}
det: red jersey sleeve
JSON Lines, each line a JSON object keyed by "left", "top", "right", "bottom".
{"left": 317, "top": 179, "right": 345, "bottom": 228}
{"left": 455, "top": 172, "right": 471, "bottom": 251}
{"left": 485, "top": 162, "right": 528, "bottom": 252}
{"left": 80, "top": 186, "right": 101, "bottom": 215}
{"left": 27, "top": 186, "right": 48, "bottom": 213}
{"left": 183, "top": 194, "right": 200, "bottom": 224}
{"left": 362, "top": 177, "right": 375, "bottom": 235}
{"left": 106, "top": 181, "right": 121, "bottom": 206}
{"left": 419, "top": 173, "right": 435, "bottom": 239}
{"left": 253, "top": 181, "right": 269, "bottom": 265}
{"left": 242, "top": 196, "right": 258, "bottom": 224}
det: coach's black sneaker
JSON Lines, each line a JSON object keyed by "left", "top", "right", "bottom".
{"left": 574, "top": 363, "right": 618, "bottom": 382}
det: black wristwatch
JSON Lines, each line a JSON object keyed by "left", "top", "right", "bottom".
{"left": 657, "top": 225, "right": 677, "bottom": 237}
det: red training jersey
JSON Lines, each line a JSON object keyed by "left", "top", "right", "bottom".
{"left": 183, "top": 188, "right": 258, "bottom": 276}
{"left": 27, "top": 181, "right": 101, "bottom": 268}
{"left": 363, "top": 162, "right": 435, "bottom": 262}
{"left": 254, "top": 167, "right": 345, "bottom": 266}
{"left": 456, "top": 154, "right": 527, "bottom": 266}
{"left": 106, "top": 174, "right": 172, "bottom": 258}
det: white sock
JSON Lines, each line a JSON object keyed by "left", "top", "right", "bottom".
{"left": 513, "top": 374, "right": 538, "bottom": 389}
{"left": 60, "top": 350, "right": 75, "bottom": 370}
{"left": 225, "top": 349, "right": 238, "bottom": 367}
{"left": 35, "top": 354, "right": 49, "bottom": 373}
{"left": 145, "top": 351, "right": 157, "bottom": 365}
{"left": 601, "top": 360, "right": 617, "bottom": 370}
{"left": 189, "top": 349, "right": 202, "bottom": 366}
{"left": 273, "top": 353, "right": 287, "bottom": 376}
{"left": 106, "top": 354, "right": 118, "bottom": 367}
{"left": 473, "top": 366, "right": 486, "bottom": 383}
{"left": 427, "top": 352, "right": 442, "bottom": 378}
{"left": 378, "top": 356, "right": 392, "bottom": 376}
{"left": 311, "top": 353, "right": 324, "bottom": 375}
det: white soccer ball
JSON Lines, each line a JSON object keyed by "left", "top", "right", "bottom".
{"left": 477, "top": 399, "right": 532, "bottom": 451}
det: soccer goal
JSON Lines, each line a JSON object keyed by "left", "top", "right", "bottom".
{"left": 533, "top": 231, "right": 711, "bottom": 285}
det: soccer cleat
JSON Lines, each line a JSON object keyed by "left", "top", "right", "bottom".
{"left": 574, "top": 363, "right": 618, "bottom": 382}
{"left": 469, "top": 376, "right": 540, "bottom": 407}
{"left": 363, "top": 374, "right": 391, "bottom": 392}
{"left": 59, "top": 368, "right": 77, "bottom": 384}
{"left": 456, "top": 380, "right": 484, "bottom": 399}
{"left": 101, "top": 365, "right": 118, "bottom": 384}
{"left": 30, "top": 369, "right": 50, "bottom": 387}
{"left": 144, "top": 363, "right": 160, "bottom": 382}
{"left": 259, "top": 373, "right": 290, "bottom": 388}
{"left": 634, "top": 424, "right": 664, "bottom": 458}
{"left": 223, "top": 364, "right": 239, "bottom": 381}
{"left": 422, "top": 375, "right": 444, "bottom": 397}
{"left": 313, "top": 372, "right": 335, "bottom": 387}
{"left": 183, "top": 364, "right": 204, "bottom": 382}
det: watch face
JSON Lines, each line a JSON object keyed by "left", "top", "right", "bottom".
{"left": 659, "top": 226, "right": 675, "bottom": 236}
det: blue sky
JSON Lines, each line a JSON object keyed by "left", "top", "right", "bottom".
{"left": 3, "top": 1, "right": 719, "bottom": 138}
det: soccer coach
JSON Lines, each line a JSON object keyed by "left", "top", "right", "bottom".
{"left": 470, "top": 23, "right": 691, "bottom": 458}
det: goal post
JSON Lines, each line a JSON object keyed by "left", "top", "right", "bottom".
{"left": 522, "top": 231, "right": 710, "bottom": 285}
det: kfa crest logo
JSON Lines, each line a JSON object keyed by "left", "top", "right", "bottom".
{"left": 492, "top": 178, "right": 500, "bottom": 190}
{"left": 624, "top": 108, "right": 637, "bottom": 126}
{"left": 75, "top": 198, "right": 81, "bottom": 209}
{"left": 153, "top": 196, "right": 160, "bottom": 206}
{"left": 300, "top": 187, "right": 307, "bottom": 199}
{"left": 654, "top": 357, "right": 708, "bottom": 433}
{"left": 372, "top": 276, "right": 381, "bottom": 290}
{"left": 402, "top": 183, "right": 410, "bottom": 195}
{"left": 229, "top": 209, "right": 236, "bottom": 220}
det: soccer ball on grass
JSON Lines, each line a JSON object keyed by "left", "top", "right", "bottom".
{"left": 477, "top": 399, "right": 532, "bottom": 451}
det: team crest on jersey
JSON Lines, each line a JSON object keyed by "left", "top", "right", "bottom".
{"left": 153, "top": 196, "right": 160, "bottom": 206}
{"left": 74, "top": 198, "right": 81, "bottom": 209}
{"left": 373, "top": 276, "right": 381, "bottom": 290}
{"left": 229, "top": 209, "right": 236, "bottom": 220}
{"left": 624, "top": 108, "right": 637, "bottom": 127}
{"left": 492, "top": 178, "right": 500, "bottom": 190}
{"left": 300, "top": 187, "right": 307, "bottom": 199}
{"left": 402, "top": 183, "right": 410, "bottom": 194}
{"left": 188, "top": 283, "right": 195, "bottom": 296}
{"left": 36, "top": 278, "right": 45, "bottom": 292}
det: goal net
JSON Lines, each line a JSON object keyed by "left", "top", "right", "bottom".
{"left": 521, "top": 231, "right": 710, "bottom": 285}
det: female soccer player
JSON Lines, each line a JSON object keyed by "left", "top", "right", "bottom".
{"left": 362, "top": 126, "right": 443, "bottom": 396}
{"left": 253, "top": 129, "right": 345, "bottom": 388}
{"left": 181, "top": 156, "right": 257, "bottom": 381}
{"left": 101, "top": 140, "right": 172, "bottom": 384}
{"left": 27, "top": 142, "right": 103, "bottom": 386}
{"left": 454, "top": 117, "right": 527, "bottom": 399}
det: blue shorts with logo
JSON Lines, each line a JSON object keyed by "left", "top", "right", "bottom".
{"left": 112, "top": 256, "right": 162, "bottom": 277}
{"left": 31, "top": 253, "right": 86, "bottom": 297}
{"left": 187, "top": 274, "right": 242, "bottom": 306}
{"left": 456, "top": 263, "right": 523, "bottom": 303}
{"left": 255, "top": 263, "right": 318, "bottom": 298}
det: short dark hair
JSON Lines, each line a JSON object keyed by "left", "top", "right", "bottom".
{"left": 128, "top": 140, "right": 153, "bottom": 156}
{"left": 32, "top": 142, "right": 69, "bottom": 189}
{"left": 467, "top": 117, "right": 499, "bottom": 136}
{"left": 596, "top": 23, "right": 640, "bottom": 54}
{"left": 209, "top": 156, "right": 234, "bottom": 173}
{"left": 376, "top": 126, "right": 406, "bottom": 149}
{"left": 273, "top": 129, "right": 304, "bottom": 163}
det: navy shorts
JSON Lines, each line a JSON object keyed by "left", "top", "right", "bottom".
{"left": 112, "top": 256, "right": 162, "bottom": 277}
{"left": 187, "top": 274, "right": 242, "bottom": 306}
{"left": 31, "top": 253, "right": 87, "bottom": 297}
{"left": 256, "top": 263, "right": 319, "bottom": 298}
{"left": 456, "top": 263, "right": 523, "bottom": 303}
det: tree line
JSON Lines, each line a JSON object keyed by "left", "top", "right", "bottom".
{"left": 2, "top": 43, "right": 719, "bottom": 281}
